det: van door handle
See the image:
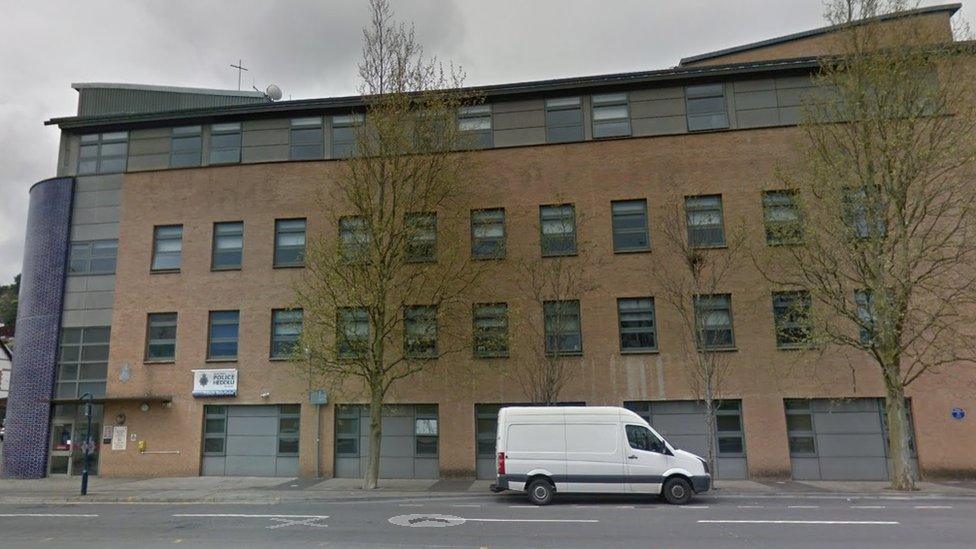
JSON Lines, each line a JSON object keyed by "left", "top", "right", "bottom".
{"left": 628, "top": 455, "right": 638, "bottom": 460}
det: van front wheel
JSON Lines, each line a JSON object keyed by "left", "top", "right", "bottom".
{"left": 527, "top": 479, "right": 554, "bottom": 506}
{"left": 662, "top": 477, "right": 693, "bottom": 505}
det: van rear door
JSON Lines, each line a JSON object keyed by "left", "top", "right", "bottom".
{"left": 623, "top": 423, "right": 668, "bottom": 494}
{"left": 563, "top": 418, "right": 625, "bottom": 493}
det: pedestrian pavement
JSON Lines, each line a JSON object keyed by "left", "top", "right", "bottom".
{"left": 0, "top": 475, "right": 973, "bottom": 504}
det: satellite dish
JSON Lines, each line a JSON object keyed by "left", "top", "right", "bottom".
{"left": 265, "top": 84, "right": 283, "bottom": 101}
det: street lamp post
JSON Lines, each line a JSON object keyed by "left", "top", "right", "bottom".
{"left": 79, "top": 392, "right": 94, "bottom": 496}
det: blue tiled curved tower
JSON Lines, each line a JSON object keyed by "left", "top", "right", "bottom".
{"left": 3, "top": 177, "right": 74, "bottom": 478}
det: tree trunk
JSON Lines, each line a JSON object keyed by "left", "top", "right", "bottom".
{"left": 363, "top": 382, "right": 384, "bottom": 490}
{"left": 703, "top": 393, "right": 718, "bottom": 478}
{"left": 884, "top": 383, "right": 916, "bottom": 491}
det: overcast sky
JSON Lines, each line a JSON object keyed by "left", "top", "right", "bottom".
{"left": 0, "top": 0, "right": 972, "bottom": 284}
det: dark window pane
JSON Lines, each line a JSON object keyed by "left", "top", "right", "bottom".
{"left": 204, "top": 437, "right": 225, "bottom": 454}
{"left": 786, "top": 414, "right": 814, "bottom": 432}
{"left": 717, "top": 414, "right": 741, "bottom": 431}
{"left": 416, "top": 435, "right": 438, "bottom": 455}
{"left": 336, "top": 438, "right": 358, "bottom": 455}
{"left": 789, "top": 436, "right": 816, "bottom": 455}
{"left": 718, "top": 436, "right": 743, "bottom": 454}
{"left": 278, "top": 437, "right": 300, "bottom": 455}
{"left": 205, "top": 418, "right": 225, "bottom": 434}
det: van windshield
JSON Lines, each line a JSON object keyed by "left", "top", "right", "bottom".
{"left": 626, "top": 424, "right": 666, "bottom": 453}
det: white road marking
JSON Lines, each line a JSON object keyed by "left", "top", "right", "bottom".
{"left": 398, "top": 504, "right": 423, "bottom": 507}
{"left": 450, "top": 504, "right": 482, "bottom": 508}
{"left": 699, "top": 520, "right": 898, "bottom": 525}
{"left": 266, "top": 517, "right": 329, "bottom": 530}
{"left": 914, "top": 505, "right": 952, "bottom": 509}
{"left": 682, "top": 506, "right": 710, "bottom": 509}
{"left": 173, "top": 514, "right": 328, "bottom": 519}
{"left": 788, "top": 505, "right": 820, "bottom": 509}
{"left": 389, "top": 513, "right": 598, "bottom": 528}
{"left": 851, "top": 505, "right": 886, "bottom": 509}
{"left": 614, "top": 505, "right": 635, "bottom": 509}
{"left": 0, "top": 513, "right": 98, "bottom": 517}
{"left": 737, "top": 505, "right": 764, "bottom": 509}
{"left": 508, "top": 505, "right": 538, "bottom": 508}
{"left": 465, "top": 518, "right": 599, "bottom": 523}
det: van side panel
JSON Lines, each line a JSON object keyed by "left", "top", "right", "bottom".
{"left": 563, "top": 419, "right": 626, "bottom": 493}
{"left": 503, "top": 415, "right": 567, "bottom": 490}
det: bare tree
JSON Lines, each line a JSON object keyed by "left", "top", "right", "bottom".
{"left": 764, "top": 0, "right": 976, "bottom": 490}
{"left": 652, "top": 200, "right": 747, "bottom": 476}
{"left": 295, "top": 0, "right": 484, "bottom": 489}
{"left": 513, "top": 205, "right": 600, "bottom": 404}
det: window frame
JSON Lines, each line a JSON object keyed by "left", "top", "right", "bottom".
{"left": 544, "top": 96, "right": 584, "bottom": 143}
{"left": 784, "top": 400, "right": 817, "bottom": 456}
{"left": 543, "top": 299, "right": 583, "bottom": 356}
{"left": 211, "top": 221, "right": 244, "bottom": 271}
{"left": 207, "top": 310, "right": 240, "bottom": 361}
{"left": 273, "top": 218, "right": 307, "bottom": 268}
{"left": 591, "top": 92, "right": 632, "bottom": 139}
{"left": 150, "top": 225, "right": 183, "bottom": 273}
{"left": 339, "top": 215, "right": 370, "bottom": 263}
{"left": 617, "top": 297, "right": 658, "bottom": 353}
{"left": 331, "top": 113, "right": 364, "bottom": 158}
{"left": 684, "top": 194, "right": 726, "bottom": 248}
{"left": 405, "top": 212, "right": 437, "bottom": 263}
{"left": 470, "top": 208, "right": 506, "bottom": 260}
{"left": 209, "top": 122, "right": 242, "bottom": 165}
{"left": 404, "top": 305, "right": 438, "bottom": 359}
{"left": 169, "top": 125, "right": 203, "bottom": 168}
{"left": 270, "top": 308, "right": 303, "bottom": 360}
{"left": 337, "top": 307, "right": 369, "bottom": 359}
{"left": 693, "top": 293, "right": 736, "bottom": 351}
{"left": 277, "top": 404, "right": 301, "bottom": 456}
{"left": 772, "top": 290, "right": 812, "bottom": 349}
{"left": 145, "top": 312, "right": 178, "bottom": 363}
{"left": 68, "top": 239, "right": 118, "bottom": 276}
{"left": 56, "top": 326, "right": 110, "bottom": 399}
{"left": 762, "top": 190, "right": 803, "bottom": 245}
{"left": 203, "top": 405, "right": 228, "bottom": 456}
{"left": 685, "top": 83, "right": 730, "bottom": 132}
{"left": 539, "top": 203, "right": 578, "bottom": 257}
{"left": 78, "top": 131, "right": 128, "bottom": 175}
{"left": 458, "top": 104, "right": 493, "bottom": 148}
{"left": 611, "top": 199, "right": 650, "bottom": 252}
{"left": 473, "top": 302, "right": 510, "bottom": 358}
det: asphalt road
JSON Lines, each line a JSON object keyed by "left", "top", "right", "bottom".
{"left": 0, "top": 492, "right": 973, "bottom": 548}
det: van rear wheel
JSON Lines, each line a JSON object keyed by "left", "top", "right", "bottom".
{"left": 662, "top": 477, "right": 693, "bottom": 505}
{"left": 527, "top": 479, "right": 554, "bottom": 506}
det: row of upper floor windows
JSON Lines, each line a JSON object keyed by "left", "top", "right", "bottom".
{"left": 73, "top": 81, "right": 787, "bottom": 175}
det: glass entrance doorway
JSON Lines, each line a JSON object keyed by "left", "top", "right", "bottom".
{"left": 48, "top": 404, "right": 103, "bottom": 476}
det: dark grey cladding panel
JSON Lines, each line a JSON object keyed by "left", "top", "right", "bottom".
{"left": 3, "top": 177, "right": 73, "bottom": 479}
{"left": 77, "top": 86, "right": 266, "bottom": 117}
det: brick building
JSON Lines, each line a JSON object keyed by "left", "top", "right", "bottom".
{"left": 4, "top": 3, "right": 974, "bottom": 481}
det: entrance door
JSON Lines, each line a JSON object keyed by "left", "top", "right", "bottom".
{"left": 49, "top": 422, "right": 73, "bottom": 475}
{"left": 624, "top": 424, "right": 668, "bottom": 494}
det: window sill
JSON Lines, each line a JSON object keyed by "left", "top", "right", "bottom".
{"left": 700, "top": 346, "right": 738, "bottom": 353}
{"left": 205, "top": 358, "right": 238, "bottom": 363}
{"left": 776, "top": 344, "right": 814, "bottom": 351}
{"left": 150, "top": 269, "right": 181, "bottom": 275}
{"left": 545, "top": 352, "right": 583, "bottom": 358}
{"left": 143, "top": 360, "right": 175, "bottom": 365}
{"left": 273, "top": 264, "right": 305, "bottom": 270}
{"left": 614, "top": 248, "right": 651, "bottom": 255}
{"left": 620, "top": 349, "right": 659, "bottom": 355}
{"left": 269, "top": 356, "right": 297, "bottom": 362}
{"left": 690, "top": 244, "right": 727, "bottom": 250}
{"left": 474, "top": 354, "right": 509, "bottom": 360}
{"left": 541, "top": 252, "right": 578, "bottom": 258}
{"left": 211, "top": 267, "right": 242, "bottom": 272}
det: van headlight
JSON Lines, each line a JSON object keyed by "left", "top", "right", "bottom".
{"left": 698, "top": 457, "right": 710, "bottom": 474}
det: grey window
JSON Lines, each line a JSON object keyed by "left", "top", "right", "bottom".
{"left": 277, "top": 405, "right": 301, "bottom": 455}
{"left": 415, "top": 405, "right": 439, "bottom": 455}
{"left": 209, "top": 122, "right": 242, "bottom": 164}
{"left": 145, "top": 312, "right": 177, "bottom": 362}
{"left": 618, "top": 297, "right": 657, "bottom": 352}
{"left": 332, "top": 114, "right": 364, "bottom": 158}
{"left": 208, "top": 310, "right": 239, "bottom": 360}
{"left": 844, "top": 187, "right": 886, "bottom": 239}
{"left": 458, "top": 104, "right": 492, "bottom": 148}
{"left": 68, "top": 240, "right": 118, "bottom": 275}
{"left": 476, "top": 404, "right": 503, "bottom": 457}
{"left": 544, "top": 300, "right": 582, "bottom": 355}
{"left": 785, "top": 400, "right": 817, "bottom": 455}
{"left": 592, "top": 93, "right": 631, "bottom": 138}
{"left": 694, "top": 294, "right": 735, "bottom": 350}
{"left": 716, "top": 401, "right": 746, "bottom": 455}
{"left": 545, "top": 97, "right": 583, "bottom": 143}
{"left": 763, "top": 190, "right": 802, "bottom": 245}
{"left": 685, "top": 83, "right": 729, "bottom": 131}
{"left": 170, "top": 125, "right": 202, "bottom": 168}
{"left": 626, "top": 424, "right": 666, "bottom": 453}
{"left": 151, "top": 225, "right": 182, "bottom": 272}
{"left": 685, "top": 195, "right": 726, "bottom": 248}
{"left": 540, "top": 204, "right": 577, "bottom": 256}
{"left": 855, "top": 289, "right": 875, "bottom": 345}
{"left": 339, "top": 216, "right": 369, "bottom": 262}
{"left": 337, "top": 307, "right": 369, "bottom": 358}
{"left": 471, "top": 208, "right": 505, "bottom": 260}
{"left": 473, "top": 303, "right": 509, "bottom": 358}
{"left": 78, "top": 131, "right": 128, "bottom": 175}
{"left": 612, "top": 199, "right": 649, "bottom": 252}
{"left": 405, "top": 212, "right": 437, "bottom": 262}
{"left": 290, "top": 117, "right": 324, "bottom": 160}
{"left": 274, "top": 218, "right": 306, "bottom": 267}
{"left": 56, "top": 327, "right": 109, "bottom": 399}
{"left": 772, "top": 291, "right": 811, "bottom": 348}
{"left": 212, "top": 221, "right": 243, "bottom": 270}
{"left": 271, "top": 309, "right": 303, "bottom": 359}
{"left": 335, "top": 405, "right": 360, "bottom": 456}
{"left": 404, "top": 306, "right": 437, "bottom": 358}
{"left": 203, "top": 405, "right": 227, "bottom": 455}
{"left": 625, "top": 400, "right": 745, "bottom": 457}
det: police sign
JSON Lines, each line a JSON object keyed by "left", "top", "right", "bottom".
{"left": 192, "top": 368, "right": 238, "bottom": 397}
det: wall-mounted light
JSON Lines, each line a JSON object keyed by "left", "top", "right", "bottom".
{"left": 116, "top": 413, "right": 126, "bottom": 425}
{"left": 139, "top": 403, "right": 150, "bottom": 412}
{"left": 260, "top": 392, "right": 271, "bottom": 399}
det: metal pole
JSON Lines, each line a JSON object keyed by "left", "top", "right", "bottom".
{"left": 80, "top": 392, "right": 93, "bottom": 496}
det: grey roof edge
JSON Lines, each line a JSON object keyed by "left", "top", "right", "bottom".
{"left": 71, "top": 82, "right": 267, "bottom": 98}
{"left": 679, "top": 2, "right": 962, "bottom": 66}
{"left": 47, "top": 56, "right": 821, "bottom": 130}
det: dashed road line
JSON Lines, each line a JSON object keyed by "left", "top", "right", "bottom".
{"left": 699, "top": 520, "right": 899, "bottom": 525}
{"left": 0, "top": 513, "right": 99, "bottom": 517}
{"left": 737, "top": 505, "right": 764, "bottom": 509}
{"left": 914, "top": 505, "right": 952, "bottom": 509}
{"left": 788, "top": 505, "right": 820, "bottom": 509}
{"left": 173, "top": 514, "right": 328, "bottom": 519}
{"left": 398, "top": 504, "right": 423, "bottom": 507}
{"left": 450, "top": 504, "right": 482, "bottom": 508}
{"left": 682, "top": 505, "right": 710, "bottom": 509}
{"left": 851, "top": 505, "right": 886, "bottom": 509}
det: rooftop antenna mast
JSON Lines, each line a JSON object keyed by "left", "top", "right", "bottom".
{"left": 230, "top": 59, "right": 248, "bottom": 91}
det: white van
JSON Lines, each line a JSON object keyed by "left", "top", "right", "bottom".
{"left": 490, "top": 406, "right": 711, "bottom": 505}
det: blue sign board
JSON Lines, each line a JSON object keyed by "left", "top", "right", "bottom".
{"left": 951, "top": 407, "right": 965, "bottom": 420}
